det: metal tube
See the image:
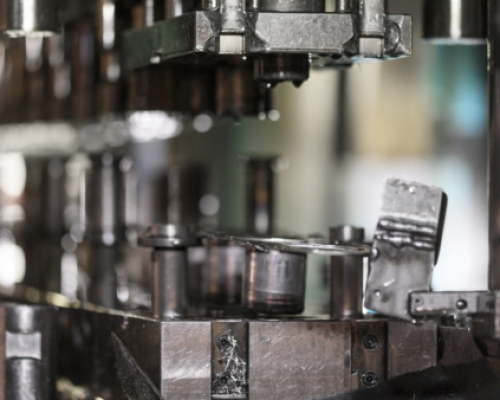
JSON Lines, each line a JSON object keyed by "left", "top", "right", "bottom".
{"left": 86, "top": 153, "right": 121, "bottom": 243}
{"left": 242, "top": 249, "right": 307, "bottom": 314}
{"left": 490, "top": 0, "right": 500, "bottom": 290}
{"left": 151, "top": 249, "right": 188, "bottom": 317}
{"left": 423, "top": 0, "right": 486, "bottom": 44}
{"left": 244, "top": 157, "right": 276, "bottom": 236}
{"left": 335, "top": 0, "right": 356, "bottom": 13}
{"left": 2, "top": 304, "right": 57, "bottom": 400}
{"left": 201, "top": 238, "right": 246, "bottom": 306}
{"left": 0, "top": 0, "right": 60, "bottom": 37}
{"left": 330, "top": 226, "right": 364, "bottom": 319}
{"left": 259, "top": 0, "right": 324, "bottom": 12}
{"left": 139, "top": 225, "right": 198, "bottom": 318}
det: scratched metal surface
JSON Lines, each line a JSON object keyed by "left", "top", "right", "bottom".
{"left": 161, "top": 321, "right": 212, "bottom": 400}
{"left": 90, "top": 311, "right": 161, "bottom": 399}
{"left": 387, "top": 320, "right": 437, "bottom": 379}
{"left": 248, "top": 321, "right": 351, "bottom": 400}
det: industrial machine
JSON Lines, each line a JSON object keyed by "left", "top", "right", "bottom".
{"left": 0, "top": 0, "right": 499, "bottom": 399}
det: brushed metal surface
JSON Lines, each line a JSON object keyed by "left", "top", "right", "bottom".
{"left": 387, "top": 320, "right": 437, "bottom": 379}
{"left": 248, "top": 321, "right": 351, "bottom": 399}
{"left": 161, "top": 321, "right": 211, "bottom": 400}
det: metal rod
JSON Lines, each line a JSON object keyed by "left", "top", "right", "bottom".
{"left": 139, "top": 224, "right": 197, "bottom": 318}
{"left": 330, "top": 226, "right": 364, "bottom": 319}
{"left": 151, "top": 249, "right": 188, "bottom": 317}
{"left": 489, "top": 0, "right": 500, "bottom": 290}
{"left": 244, "top": 157, "right": 276, "bottom": 236}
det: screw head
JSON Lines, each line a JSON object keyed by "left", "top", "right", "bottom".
{"left": 363, "top": 335, "right": 378, "bottom": 350}
{"left": 362, "top": 372, "right": 378, "bottom": 387}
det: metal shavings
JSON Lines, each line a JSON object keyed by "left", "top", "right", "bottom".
{"left": 213, "top": 330, "right": 247, "bottom": 396}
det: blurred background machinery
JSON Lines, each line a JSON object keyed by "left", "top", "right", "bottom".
{"left": 0, "top": 0, "right": 499, "bottom": 399}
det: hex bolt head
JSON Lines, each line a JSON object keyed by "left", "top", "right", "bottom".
{"left": 363, "top": 335, "right": 378, "bottom": 350}
{"left": 362, "top": 372, "right": 378, "bottom": 387}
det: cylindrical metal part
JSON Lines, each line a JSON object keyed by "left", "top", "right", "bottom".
{"left": 423, "top": 0, "right": 486, "bottom": 44}
{"left": 254, "top": 54, "right": 310, "bottom": 87}
{"left": 139, "top": 224, "right": 198, "bottom": 318}
{"left": 335, "top": 0, "right": 356, "bottom": 12}
{"left": 216, "top": 61, "right": 263, "bottom": 119}
{"left": 201, "top": 239, "right": 246, "bottom": 306}
{"left": 0, "top": 0, "right": 60, "bottom": 37}
{"left": 151, "top": 249, "right": 188, "bottom": 317}
{"left": 2, "top": 304, "right": 57, "bottom": 400}
{"left": 144, "top": 0, "right": 165, "bottom": 26}
{"left": 6, "top": 359, "right": 42, "bottom": 400}
{"left": 86, "top": 153, "right": 121, "bottom": 244}
{"left": 202, "top": 0, "right": 219, "bottom": 10}
{"left": 330, "top": 226, "right": 365, "bottom": 319}
{"left": 258, "top": 0, "right": 324, "bottom": 12}
{"left": 87, "top": 245, "right": 119, "bottom": 308}
{"left": 244, "top": 157, "right": 276, "bottom": 236}
{"left": 490, "top": 0, "right": 500, "bottom": 290}
{"left": 243, "top": 250, "right": 307, "bottom": 314}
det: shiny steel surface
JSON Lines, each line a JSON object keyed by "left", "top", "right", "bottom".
{"left": 0, "top": 304, "right": 57, "bottom": 400}
{"left": 139, "top": 224, "right": 199, "bottom": 248}
{"left": 248, "top": 321, "right": 351, "bottom": 399}
{"left": 330, "top": 226, "right": 365, "bottom": 319}
{"left": 151, "top": 250, "right": 188, "bottom": 317}
{"left": 0, "top": 0, "right": 60, "bottom": 37}
{"left": 243, "top": 250, "right": 307, "bottom": 314}
{"left": 423, "top": 0, "right": 486, "bottom": 44}
{"left": 140, "top": 224, "right": 196, "bottom": 318}
{"left": 200, "top": 231, "right": 371, "bottom": 256}
{"left": 123, "top": 10, "right": 412, "bottom": 70}
{"left": 161, "top": 321, "right": 212, "bottom": 399}
{"left": 335, "top": 0, "right": 355, "bottom": 13}
{"left": 258, "top": 0, "right": 324, "bottom": 12}
{"left": 360, "top": 0, "right": 384, "bottom": 37}
{"left": 201, "top": 239, "right": 246, "bottom": 306}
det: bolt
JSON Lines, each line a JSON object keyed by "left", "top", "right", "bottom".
{"left": 363, "top": 335, "right": 378, "bottom": 350}
{"left": 456, "top": 299, "right": 468, "bottom": 310}
{"left": 374, "top": 290, "right": 381, "bottom": 297}
{"left": 362, "top": 372, "right": 378, "bottom": 387}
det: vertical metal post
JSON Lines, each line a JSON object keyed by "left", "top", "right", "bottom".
{"left": 139, "top": 224, "right": 198, "bottom": 318}
{"left": 489, "top": 0, "right": 500, "bottom": 290}
{"left": 330, "top": 226, "right": 365, "bottom": 319}
{"left": 1, "top": 304, "right": 57, "bottom": 400}
{"left": 243, "top": 157, "right": 276, "bottom": 236}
